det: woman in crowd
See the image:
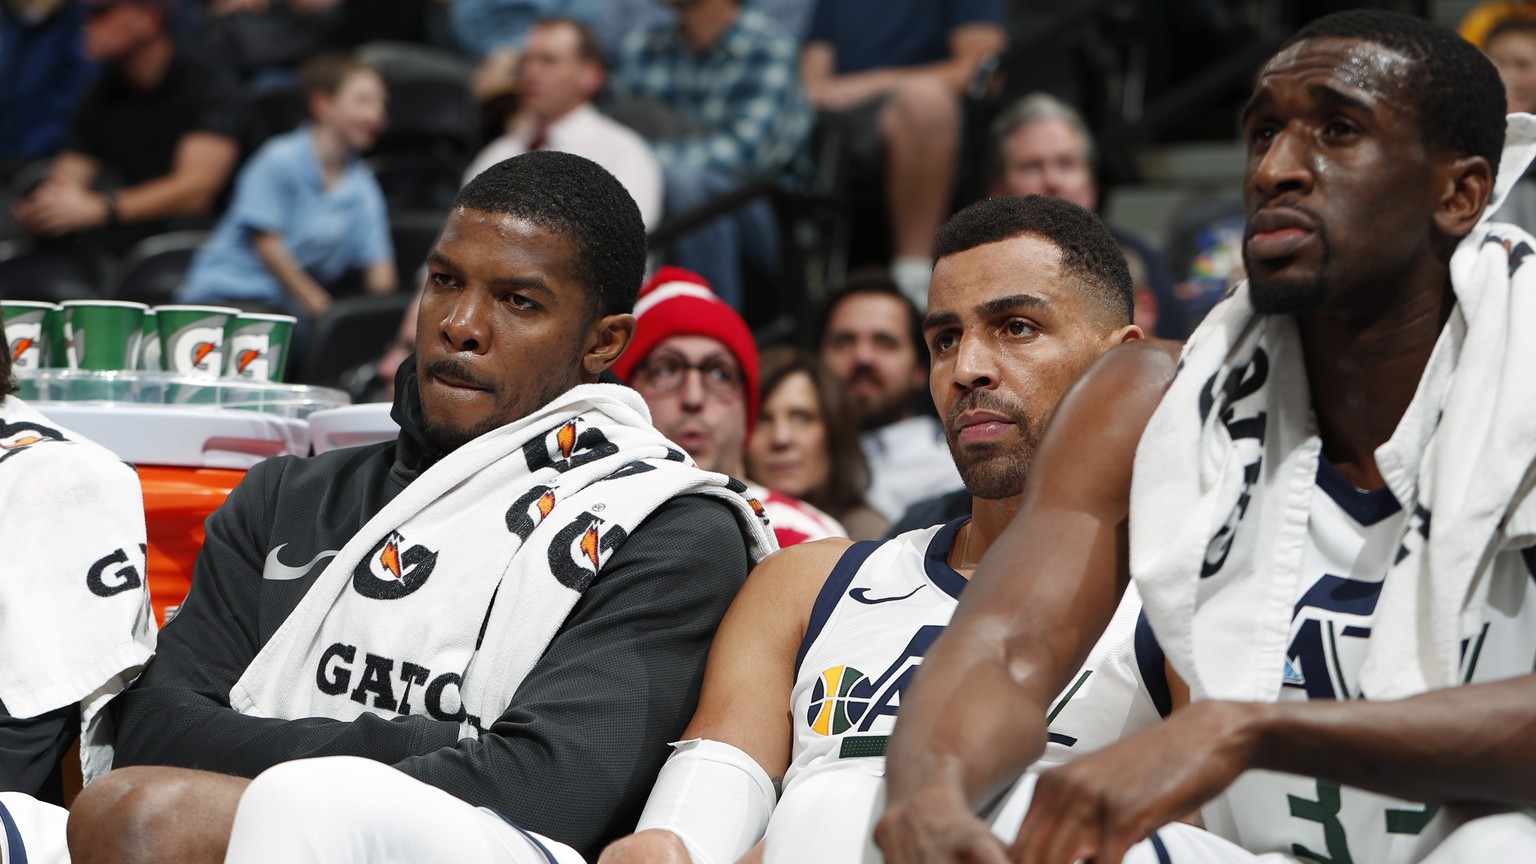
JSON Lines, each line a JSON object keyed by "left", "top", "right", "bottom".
{"left": 748, "top": 346, "right": 889, "bottom": 540}
{"left": 177, "top": 53, "right": 396, "bottom": 318}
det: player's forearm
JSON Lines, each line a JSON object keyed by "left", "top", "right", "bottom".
{"left": 885, "top": 631, "right": 1053, "bottom": 808}
{"left": 1247, "top": 674, "right": 1536, "bottom": 805}
{"left": 112, "top": 685, "right": 459, "bottom": 775}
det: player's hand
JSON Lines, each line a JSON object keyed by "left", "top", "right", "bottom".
{"left": 875, "top": 782, "right": 1011, "bottom": 864}
{"left": 1011, "top": 700, "right": 1263, "bottom": 863}
{"left": 597, "top": 829, "right": 693, "bottom": 864}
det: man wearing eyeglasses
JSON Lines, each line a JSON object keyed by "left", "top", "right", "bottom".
{"left": 614, "top": 266, "right": 846, "bottom": 548}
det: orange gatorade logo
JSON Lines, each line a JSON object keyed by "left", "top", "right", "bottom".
{"left": 9, "top": 337, "right": 33, "bottom": 362}
{"left": 191, "top": 341, "right": 217, "bottom": 370}
{"left": 235, "top": 348, "right": 263, "bottom": 375}
{"left": 352, "top": 530, "right": 439, "bottom": 600}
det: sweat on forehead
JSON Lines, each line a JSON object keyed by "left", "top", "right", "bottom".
{"left": 1261, "top": 10, "right": 1506, "bottom": 176}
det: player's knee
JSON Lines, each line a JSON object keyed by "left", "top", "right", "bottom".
{"left": 242, "top": 755, "right": 398, "bottom": 827}
{"left": 68, "top": 767, "right": 191, "bottom": 864}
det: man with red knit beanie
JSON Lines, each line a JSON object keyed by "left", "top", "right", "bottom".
{"left": 614, "top": 266, "right": 844, "bottom": 546}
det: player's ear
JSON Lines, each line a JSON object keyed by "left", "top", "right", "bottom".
{"left": 1106, "top": 323, "right": 1144, "bottom": 346}
{"left": 1435, "top": 155, "right": 1494, "bottom": 238}
{"left": 584, "top": 312, "right": 635, "bottom": 379}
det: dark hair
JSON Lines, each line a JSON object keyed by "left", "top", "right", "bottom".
{"left": 0, "top": 315, "right": 14, "bottom": 398}
{"left": 816, "top": 268, "right": 929, "bottom": 368}
{"left": 534, "top": 16, "right": 606, "bottom": 68}
{"left": 453, "top": 150, "right": 647, "bottom": 317}
{"left": 298, "top": 54, "right": 378, "bottom": 99}
{"left": 755, "top": 345, "right": 871, "bottom": 518}
{"left": 932, "top": 194, "right": 1134, "bottom": 326}
{"left": 1282, "top": 10, "right": 1506, "bottom": 178}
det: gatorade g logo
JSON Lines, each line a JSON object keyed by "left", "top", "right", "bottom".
{"left": 505, "top": 484, "right": 557, "bottom": 541}
{"left": 87, "top": 545, "right": 146, "bottom": 597}
{"left": 522, "top": 418, "right": 618, "bottom": 474}
{"left": 548, "top": 511, "right": 627, "bottom": 591}
{"left": 235, "top": 349, "right": 264, "bottom": 375}
{"left": 352, "top": 531, "right": 438, "bottom": 599}
{"left": 164, "top": 319, "right": 224, "bottom": 374}
{"left": 226, "top": 329, "right": 277, "bottom": 380}
{"left": 9, "top": 336, "right": 33, "bottom": 362}
{"left": 190, "top": 341, "right": 217, "bottom": 370}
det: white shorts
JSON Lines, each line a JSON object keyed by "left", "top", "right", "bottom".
{"left": 0, "top": 792, "right": 70, "bottom": 864}
{"left": 223, "top": 756, "right": 585, "bottom": 864}
{"left": 759, "top": 763, "right": 1536, "bottom": 864}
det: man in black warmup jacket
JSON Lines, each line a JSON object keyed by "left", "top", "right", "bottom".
{"left": 64, "top": 152, "right": 767, "bottom": 864}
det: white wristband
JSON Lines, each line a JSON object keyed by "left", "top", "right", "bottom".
{"left": 634, "top": 739, "right": 778, "bottom": 864}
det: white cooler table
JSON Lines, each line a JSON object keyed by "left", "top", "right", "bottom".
{"left": 19, "top": 370, "right": 350, "bottom": 623}
{"left": 307, "top": 402, "right": 400, "bottom": 454}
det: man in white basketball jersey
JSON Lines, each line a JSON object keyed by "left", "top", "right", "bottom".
{"left": 880, "top": 10, "right": 1536, "bottom": 864}
{"left": 596, "top": 193, "right": 1155, "bottom": 864}
{"left": 196, "top": 194, "right": 1151, "bottom": 864}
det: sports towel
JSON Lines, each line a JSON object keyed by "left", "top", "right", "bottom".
{"left": 232, "top": 383, "right": 776, "bottom": 737}
{"left": 0, "top": 395, "right": 156, "bottom": 782}
{"left": 1130, "top": 114, "right": 1536, "bottom": 703}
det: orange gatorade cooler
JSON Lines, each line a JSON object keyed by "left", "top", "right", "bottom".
{"left": 26, "top": 371, "right": 347, "bottom": 625}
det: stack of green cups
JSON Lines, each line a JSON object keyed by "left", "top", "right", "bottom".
{"left": 223, "top": 312, "right": 297, "bottom": 382}
{"left": 60, "top": 300, "right": 148, "bottom": 371}
{"left": 1, "top": 300, "right": 58, "bottom": 373}
{"left": 155, "top": 305, "right": 241, "bottom": 378}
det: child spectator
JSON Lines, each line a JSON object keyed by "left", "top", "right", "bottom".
{"left": 177, "top": 54, "right": 396, "bottom": 318}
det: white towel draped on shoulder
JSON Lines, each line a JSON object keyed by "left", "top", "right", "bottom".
{"left": 0, "top": 395, "right": 156, "bottom": 782}
{"left": 1130, "top": 114, "right": 1536, "bottom": 703}
{"left": 231, "top": 383, "right": 776, "bottom": 737}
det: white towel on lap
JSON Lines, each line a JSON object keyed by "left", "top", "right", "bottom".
{"left": 1130, "top": 114, "right": 1536, "bottom": 703}
{"left": 232, "top": 384, "right": 776, "bottom": 736}
{"left": 0, "top": 396, "right": 156, "bottom": 782}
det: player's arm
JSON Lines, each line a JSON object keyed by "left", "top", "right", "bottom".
{"left": 600, "top": 537, "right": 852, "bottom": 864}
{"left": 876, "top": 340, "right": 1181, "bottom": 864}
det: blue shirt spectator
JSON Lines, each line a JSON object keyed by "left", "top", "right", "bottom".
{"left": 179, "top": 125, "right": 392, "bottom": 312}
{"left": 179, "top": 55, "right": 397, "bottom": 319}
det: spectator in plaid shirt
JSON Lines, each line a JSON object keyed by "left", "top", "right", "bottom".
{"left": 610, "top": 0, "right": 813, "bottom": 310}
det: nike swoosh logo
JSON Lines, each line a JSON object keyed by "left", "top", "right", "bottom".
{"left": 849, "top": 585, "right": 925, "bottom": 605}
{"left": 262, "top": 544, "right": 339, "bottom": 581}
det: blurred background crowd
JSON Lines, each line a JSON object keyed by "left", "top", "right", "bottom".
{"left": 2, "top": 0, "right": 1530, "bottom": 415}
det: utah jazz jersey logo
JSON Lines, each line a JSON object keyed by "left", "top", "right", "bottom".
{"left": 1283, "top": 574, "right": 1381, "bottom": 700}
{"left": 807, "top": 625, "right": 945, "bottom": 736}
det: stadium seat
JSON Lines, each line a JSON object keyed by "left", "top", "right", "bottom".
{"left": 389, "top": 209, "right": 444, "bottom": 289}
{"left": 112, "top": 231, "right": 210, "bottom": 306}
{"left": 299, "top": 292, "right": 413, "bottom": 389}
{"left": 367, "top": 153, "right": 463, "bottom": 213}
{"left": 248, "top": 84, "right": 308, "bottom": 151}
{"left": 0, "top": 253, "right": 99, "bottom": 302}
{"left": 356, "top": 42, "right": 478, "bottom": 161}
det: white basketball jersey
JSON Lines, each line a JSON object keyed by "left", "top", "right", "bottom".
{"left": 786, "top": 519, "right": 1160, "bottom": 793}
{"left": 1196, "top": 459, "right": 1536, "bottom": 862}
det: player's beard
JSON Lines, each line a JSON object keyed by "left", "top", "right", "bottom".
{"left": 945, "top": 390, "right": 1042, "bottom": 500}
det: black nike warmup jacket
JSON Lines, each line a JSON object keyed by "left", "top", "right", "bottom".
{"left": 111, "top": 361, "right": 752, "bottom": 856}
